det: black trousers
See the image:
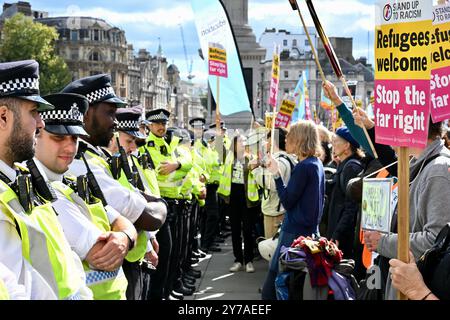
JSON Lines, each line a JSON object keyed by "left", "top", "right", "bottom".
{"left": 122, "top": 259, "right": 144, "bottom": 300}
{"left": 202, "top": 184, "right": 220, "bottom": 248}
{"left": 190, "top": 200, "right": 201, "bottom": 254}
{"left": 148, "top": 217, "right": 172, "bottom": 300}
{"left": 180, "top": 201, "right": 193, "bottom": 270}
{"left": 229, "top": 183, "right": 255, "bottom": 264}
{"left": 166, "top": 200, "right": 184, "bottom": 295}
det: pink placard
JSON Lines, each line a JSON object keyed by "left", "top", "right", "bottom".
{"left": 275, "top": 113, "right": 291, "bottom": 128}
{"left": 430, "top": 65, "right": 450, "bottom": 123}
{"left": 209, "top": 60, "right": 228, "bottom": 78}
{"left": 374, "top": 79, "right": 430, "bottom": 148}
{"left": 269, "top": 78, "right": 278, "bottom": 108}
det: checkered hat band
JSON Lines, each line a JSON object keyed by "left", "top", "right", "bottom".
{"left": 148, "top": 111, "right": 168, "bottom": 122}
{"left": 117, "top": 120, "right": 139, "bottom": 131}
{"left": 85, "top": 86, "right": 115, "bottom": 103}
{"left": 0, "top": 77, "right": 39, "bottom": 94}
{"left": 40, "top": 110, "right": 84, "bottom": 123}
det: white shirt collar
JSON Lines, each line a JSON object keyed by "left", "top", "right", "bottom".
{"left": 33, "top": 158, "right": 63, "bottom": 182}
{"left": 0, "top": 159, "right": 17, "bottom": 182}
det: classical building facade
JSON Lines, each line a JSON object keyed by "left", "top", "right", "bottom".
{"left": 36, "top": 16, "right": 129, "bottom": 99}
{"left": 128, "top": 46, "right": 173, "bottom": 112}
{"left": 259, "top": 27, "right": 318, "bottom": 61}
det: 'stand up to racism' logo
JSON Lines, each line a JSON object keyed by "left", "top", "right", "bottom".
{"left": 383, "top": 3, "right": 392, "bottom": 21}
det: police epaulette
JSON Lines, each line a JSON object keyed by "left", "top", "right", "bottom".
{"left": 147, "top": 141, "right": 155, "bottom": 148}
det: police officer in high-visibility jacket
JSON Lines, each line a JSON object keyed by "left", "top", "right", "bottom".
{"left": 209, "top": 121, "right": 231, "bottom": 238}
{"left": 218, "top": 134, "right": 260, "bottom": 274}
{"left": 0, "top": 60, "right": 91, "bottom": 300}
{"left": 166, "top": 127, "right": 205, "bottom": 292}
{"left": 33, "top": 92, "right": 135, "bottom": 300}
{"left": 140, "top": 109, "right": 196, "bottom": 300}
{"left": 104, "top": 107, "right": 163, "bottom": 300}
{"left": 62, "top": 74, "right": 167, "bottom": 300}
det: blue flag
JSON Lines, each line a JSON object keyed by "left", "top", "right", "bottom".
{"left": 291, "top": 70, "right": 309, "bottom": 123}
{"left": 191, "top": 0, "right": 251, "bottom": 116}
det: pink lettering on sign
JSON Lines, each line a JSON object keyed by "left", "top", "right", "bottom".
{"left": 209, "top": 60, "right": 228, "bottom": 78}
{"left": 374, "top": 79, "right": 430, "bottom": 148}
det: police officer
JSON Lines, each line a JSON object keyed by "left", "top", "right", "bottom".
{"left": 208, "top": 121, "right": 232, "bottom": 238}
{"left": 0, "top": 60, "right": 90, "bottom": 299}
{"left": 166, "top": 127, "right": 205, "bottom": 291}
{"left": 33, "top": 92, "right": 134, "bottom": 299}
{"left": 104, "top": 107, "right": 161, "bottom": 300}
{"left": 141, "top": 109, "right": 195, "bottom": 300}
{"left": 61, "top": 74, "right": 167, "bottom": 300}
{"left": 190, "top": 118, "right": 220, "bottom": 253}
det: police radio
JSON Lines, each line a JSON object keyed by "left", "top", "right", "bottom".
{"left": 109, "top": 154, "right": 122, "bottom": 180}
{"left": 80, "top": 152, "right": 108, "bottom": 206}
{"left": 16, "top": 174, "right": 34, "bottom": 213}
{"left": 76, "top": 175, "right": 89, "bottom": 203}
{"left": 26, "top": 159, "right": 57, "bottom": 203}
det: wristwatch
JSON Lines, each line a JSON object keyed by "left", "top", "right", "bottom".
{"left": 121, "top": 230, "right": 135, "bottom": 250}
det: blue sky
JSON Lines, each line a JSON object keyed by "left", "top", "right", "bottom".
{"left": 27, "top": 0, "right": 377, "bottom": 83}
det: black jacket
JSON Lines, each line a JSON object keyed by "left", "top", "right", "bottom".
{"left": 325, "top": 155, "right": 364, "bottom": 258}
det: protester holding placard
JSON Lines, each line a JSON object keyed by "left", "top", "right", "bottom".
{"left": 389, "top": 252, "right": 439, "bottom": 300}
{"left": 353, "top": 106, "right": 450, "bottom": 300}
{"left": 261, "top": 120, "right": 324, "bottom": 300}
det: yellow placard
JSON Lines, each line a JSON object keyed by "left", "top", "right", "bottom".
{"left": 265, "top": 112, "right": 277, "bottom": 130}
{"left": 431, "top": 21, "right": 450, "bottom": 69}
{"left": 279, "top": 100, "right": 296, "bottom": 115}
{"left": 271, "top": 54, "right": 279, "bottom": 80}
{"left": 375, "top": 20, "right": 433, "bottom": 80}
{"left": 209, "top": 47, "right": 227, "bottom": 63}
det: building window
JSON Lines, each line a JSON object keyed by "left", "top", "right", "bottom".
{"left": 283, "top": 39, "right": 288, "bottom": 46}
{"left": 111, "top": 72, "right": 116, "bottom": 85}
{"left": 292, "top": 39, "right": 297, "bottom": 46}
{"left": 89, "top": 51, "right": 100, "bottom": 61}
{"left": 70, "top": 30, "right": 78, "bottom": 41}
{"left": 284, "top": 89, "right": 289, "bottom": 94}
{"left": 111, "top": 50, "right": 116, "bottom": 62}
{"left": 305, "top": 39, "right": 309, "bottom": 46}
{"left": 284, "top": 71, "right": 289, "bottom": 79}
{"left": 93, "top": 30, "right": 99, "bottom": 41}
{"left": 80, "top": 29, "right": 88, "bottom": 39}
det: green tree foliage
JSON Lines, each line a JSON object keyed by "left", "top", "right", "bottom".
{"left": 0, "top": 14, "right": 71, "bottom": 95}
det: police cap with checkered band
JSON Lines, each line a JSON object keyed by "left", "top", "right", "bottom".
{"left": 61, "top": 74, "right": 127, "bottom": 108}
{"left": 41, "top": 93, "right": 89, "bottom": 137}
{"left": 0, "top": 60, "right": 54, "bottom": 111}
{"left": 116, "top": 107, "right": 146, "bottom": 140}
{"left": 146, "top": 108, "right": 171, "bottom": 124}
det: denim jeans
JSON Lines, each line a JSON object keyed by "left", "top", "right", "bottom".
{"left": 261, "top": 230, "right": 298, "bottom": 300}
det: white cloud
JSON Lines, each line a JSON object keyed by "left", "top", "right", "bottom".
{"left": 53, "top": 4, "right": 194, "bottom": 28}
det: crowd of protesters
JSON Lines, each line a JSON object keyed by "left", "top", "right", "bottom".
{"left": 1, "top": 57, "right": 449, "bottom": 301}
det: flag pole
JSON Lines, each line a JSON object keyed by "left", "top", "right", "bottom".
{"left": 304, "top": 0, "right": 378, "bottom": 158}
{"left": 216, "top": 76, "right": 221, "bottom": 135}
{"left": 288, "top": 0, "right": 326, "bottom": 83}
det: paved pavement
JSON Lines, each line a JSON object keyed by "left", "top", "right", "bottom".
{"left": 185, "top": 236, "right": 269, "bottom": 300}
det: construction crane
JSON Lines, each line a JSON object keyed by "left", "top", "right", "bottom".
{"left": 179, "top": 24, "right": 195, "bottom": 81}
